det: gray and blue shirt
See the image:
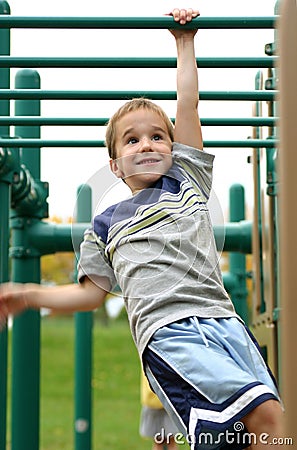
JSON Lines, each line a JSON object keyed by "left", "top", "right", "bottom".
{"left": 78, "top": 142, "right": 237, "bottom": 357}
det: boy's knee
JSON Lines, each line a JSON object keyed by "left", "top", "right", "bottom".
{"left": 243, "top": 399, "right": 283, "bottom": 431}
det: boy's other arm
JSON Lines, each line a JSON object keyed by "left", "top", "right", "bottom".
{"left": 0, "top": 276, "right": 109, "bottom": 326}
{"left": 169, "top": 9, "right": 203, "bottom": 150}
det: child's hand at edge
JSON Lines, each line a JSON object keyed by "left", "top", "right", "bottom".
{"left": 169, "top": 8, "right": 200, "bottom": 25}
{"left": 166, "top": 8, "right": 200, "bottom": 38}
{"left": 0, "top": 282, "right": 29, "bottom": 330}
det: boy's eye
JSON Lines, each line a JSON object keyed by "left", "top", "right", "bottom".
{"left": 127, "top": 137, "right": 138, "bottom": 145}
{"left": 152, "top": 134, "right": 162, "bottom": 141}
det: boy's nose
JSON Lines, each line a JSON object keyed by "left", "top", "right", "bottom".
{"left": 139, "top": 137, "right": 152, "bottom": 152}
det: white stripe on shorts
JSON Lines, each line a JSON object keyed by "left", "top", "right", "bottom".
{"left": 189, "top": 384, "right": 276, "bottom": 426}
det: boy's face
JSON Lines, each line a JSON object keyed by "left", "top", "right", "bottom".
{"left": 109, "top": 109, "right": 173, "bottom": 193}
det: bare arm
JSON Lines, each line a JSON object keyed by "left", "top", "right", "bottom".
{"left": 169, "top": 9, "right": 203, "bottom": 150}
{"left": 0, "top": 276, "right": 109, "bottom": 327}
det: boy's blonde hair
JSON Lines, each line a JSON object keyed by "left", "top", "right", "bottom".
{"left": 105, "top": 98, "right": 174, "bottom": 160}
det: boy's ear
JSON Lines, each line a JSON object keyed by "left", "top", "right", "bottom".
{"left": 109, "top": 158, "right": 124, "bottom": 179}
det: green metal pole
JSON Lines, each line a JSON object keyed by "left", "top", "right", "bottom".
{"left": 253, "top": 71, "right": 266, "bottom": 314}
{"left": 0, "top": 15, "right": 277, "bottom": 30}
{"left": 15, "top": 70, "right": 40, "bottom": 173}
{"left": 0, "top": 138, "right": 279, "bottom": 148}
{"left": 0, "top": 0, "right": 10, "bottom": 136}
{"left": 0, "top": 143, "right": 20, "bottom": 450}
{"left": 0, "top": 89, "right": 276, "bottom": 101}
{"left": 0, "top": 169, "right": 11, "bottom": 450}
{"left": 0, "top": 117, "right": 278, "bottom": 127}
{"left": 0, "top": 2, "right": 11, "bottom": 448}
{"left": 0, "top": 180, "right": 9, "bottom": 450}
{"left": 74, "top": 184, "right": 93, "bottom": 450}
{"left": 11, "top": 69, "right": 41, "bottom": 450}
{"left": 0, "top": 55, "right": 276, "bottom": 69}
{"left": 228, "top": 184, "right": 249, "bottom": 323}
{"left": 23, "top": 220, "right": 252, "bottom": 256}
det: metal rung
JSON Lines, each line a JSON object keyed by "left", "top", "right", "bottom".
{"left": 0, "top": 16, "right": 277, "bottom": 29}
{"left": 0, "top": 89, "right": 276, "bottom": 101}
{"left": 0, "top": 56, "right": 276, "bottom": 69}
{"left": 0, "top": 138, "right": 278, "bottom": 148}
{"left": 0, "top": 117, "right": 277, "bottom": 126}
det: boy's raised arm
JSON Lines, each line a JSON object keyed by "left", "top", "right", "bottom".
{"left": 169, "top": 9, "right": 203, "bottom": 150}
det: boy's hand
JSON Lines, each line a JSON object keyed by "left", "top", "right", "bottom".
{"left": 171, "top": 8, "right": 200, "bottom": 25}
{"left": 0, "top": 282, "right": 29, "bottom": 329}
{"left": 168, "top": 8, "right": 200, "bottom": 38}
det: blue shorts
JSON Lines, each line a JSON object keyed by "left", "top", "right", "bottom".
{"left": 143, "top": 317, "right": 280, "bottom": 450}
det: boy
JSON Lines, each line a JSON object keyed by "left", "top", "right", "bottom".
{"left": 0, "top": 8, "right": 283, "bottom": 449}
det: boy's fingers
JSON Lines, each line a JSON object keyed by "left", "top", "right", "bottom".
{"left": 171, "top": 8, "right": 181, "bottom": 21}
{"left": 186, "top": 8, "right": 194, "bottom": 22}
{"left": 188, "top": 9, "right": 200, "bottom": 21}
{"left": 171, "top": 8, "right": 188, "bottom": 24}
{"left": 170, "top": 8, "right": 200, "bottom": 24}
{"left": 0, "top": 316, "right": 7, "bottom": 331}
{"left": 179, "top": 9, "right": 188, "bottom": 24}
{"left": 0, "top": 302, "right": 8, "bottom": 326}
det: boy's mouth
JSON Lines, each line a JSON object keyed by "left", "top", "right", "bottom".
{"left": 136, "top": 157, "right": 161, "bottom": 166}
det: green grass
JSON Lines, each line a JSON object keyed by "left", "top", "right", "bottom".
{"left": 6, "top": 314, "right": 188, "bottom": 449}
{"left": 34, "top": 315, "right": 152, "bottom": 450}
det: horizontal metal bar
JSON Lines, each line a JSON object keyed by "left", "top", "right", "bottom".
{"left": 0, "top": 138, "right": 278, "bottom": 148}
{"left": 201, "top": 117, "right": 277, "bottom": 126}
{"left": 27, "top": 221, "right": 252, "bottom": 254}
{"left": 27, "top": 222, "right": 89, "bottom": 254}
{"left": 0, "top": 90, "right": 276, "bottom": 101}
{"left": 0, "top": 117, "right": 277, "bottom": 126}
{"left": 0, "top": 117, "right": 108, "bottom": 126}
{"left": 0, "top": 56, "right": 276, "bottom": 69}
{"left": 215, "top": 221, "right": 252, "bottom": 254}
{"left": 0, "top": 16, "right": 277, "bottom": 30}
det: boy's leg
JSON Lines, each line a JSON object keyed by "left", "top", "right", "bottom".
{"left": 152, "top": 443, "right": 167, "bottom": 450}
{"left": 242, "top": 399, "right": 284, "bottom": 449}
{"left": 152, "top": 438, "right": 177, "bottom": 450}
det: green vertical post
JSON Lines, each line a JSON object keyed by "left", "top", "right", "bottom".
{"left": 0, "top": 168, "right": 11, "bottom": 450}
{"left": 0, "top": 182, "right": 9, "bottom": 450}
{"left": 74, "top": 184, "right": 93, "bottom": 450}
{"left": 0, "top": 2, "right": 11, "bottom": 449}
{"left": 15, "top": 69, "right": 41, "bottom": 175}
{"left": 254, "top": 71, "right": 265, "bottom": 313}
{"left": 11, "top": 70, "right": 41, "bottom": 450}
{"left": 228, "top": 184, "right": 249, "bottom": 323}
{"left": 0, "top": 0, "right": 10, "bottom": 136}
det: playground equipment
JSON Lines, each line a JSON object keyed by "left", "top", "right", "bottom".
{"left": 0, "top": 0, "right": 293, "bottom": 448}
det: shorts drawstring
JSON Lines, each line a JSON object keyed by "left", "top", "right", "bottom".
{"left": 192, "top": 316, "right": 209, "bottom": 347}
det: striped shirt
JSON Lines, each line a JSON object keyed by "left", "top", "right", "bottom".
{"left": 78, "top": 143, "right": 236, "bottom": 357}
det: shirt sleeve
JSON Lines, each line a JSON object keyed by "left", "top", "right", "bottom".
{"left": 172, "top": 142, "right": 214, "bottom": 200}
{"left": 77, "top": 227, "right": 117, "bottom": 290}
